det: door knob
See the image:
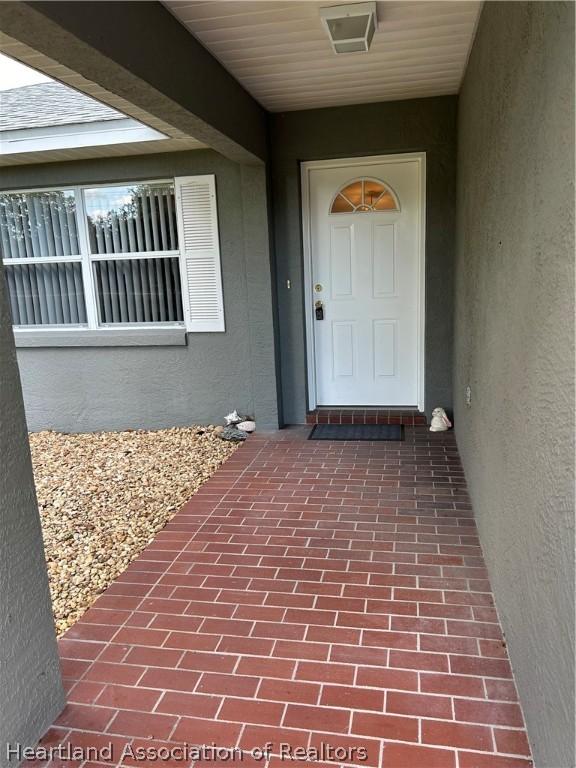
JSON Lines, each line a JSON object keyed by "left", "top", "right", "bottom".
{"left": 315, "top": 300, "right": 324, "bottom": 320}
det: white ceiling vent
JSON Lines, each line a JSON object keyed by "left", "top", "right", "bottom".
{"left": 320, "top": 2, "right": 377, "bottom": 54}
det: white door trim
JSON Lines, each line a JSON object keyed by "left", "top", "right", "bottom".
{"left": 301, "top": 152, "right": 426, "bottom": 411}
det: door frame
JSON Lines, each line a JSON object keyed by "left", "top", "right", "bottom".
{"left": 301, "top": 152, "right": 426, "bottom": 411}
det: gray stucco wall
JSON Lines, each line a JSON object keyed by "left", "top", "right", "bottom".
{"left": 0, "top": 260, "right": 64, "bottom": 765}
{"left": 1, "top": 150, "right": 279, "bottom": 432}
{"left": 454, "top": 3, "right": 575, "bottom": 766}
{"left": 269, "top": 96, "right": 457, "bottom": 423}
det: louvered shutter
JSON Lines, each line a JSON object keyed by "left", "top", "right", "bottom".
{"left": 175, "top": 175, "right": 225, "bottom": 332}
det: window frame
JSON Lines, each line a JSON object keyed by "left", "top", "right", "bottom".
{"left": 1, "top": 178, "right": 185, "bottom": 333}
{"left": 329, "top": 176, "right": 401, "bottom": 215}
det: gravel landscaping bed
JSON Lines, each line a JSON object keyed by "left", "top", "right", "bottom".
{"left": 29, "top": 426, "right": 239, "bottom": 636}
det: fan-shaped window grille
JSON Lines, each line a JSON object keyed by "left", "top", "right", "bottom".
{"left": 330, "top": 178, "right": 399, "bottom": 213}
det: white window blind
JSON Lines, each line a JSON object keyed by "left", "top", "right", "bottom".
{"left": 0, "top": 176, "right": 225, "bottom": 334}
{"left": 0, "top": 190, "right": 87, "bottom": 325}
{"left": 84, "top": 183, "right": 183, "bottom": 325}
{"left": 175, "top": 176, "right": 225, "bottom": 333}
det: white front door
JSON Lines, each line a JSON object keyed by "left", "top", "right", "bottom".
{"left": 305, "top": 155, "right": 424, "bottom": 407}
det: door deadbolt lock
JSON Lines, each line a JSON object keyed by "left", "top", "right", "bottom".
{"left": 315, "top": 300, "right": 324, "bottom": 320}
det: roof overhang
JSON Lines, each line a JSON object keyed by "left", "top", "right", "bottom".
{"left": 0, "top": 2, "right": 267, "bottom": 164}
{"left": 0, "top": 117, "right": 166, "bottom": 156}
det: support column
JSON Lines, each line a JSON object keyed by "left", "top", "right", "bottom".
{"left": 0, "top": 260, "right": 64, "bottom": 766}
{"left": 240, "top": 164, "right": 281, "bottom": 429}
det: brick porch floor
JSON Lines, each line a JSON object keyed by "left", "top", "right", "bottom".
{"left": 43, "top": 427, "right": 532, "bottom": 768}
{"left": 305, "top": 409, "right": 428, "bottom": 426}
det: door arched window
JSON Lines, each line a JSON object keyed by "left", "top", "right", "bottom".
{"left": 330, "top": 178, "right": 399, "bottom": 213}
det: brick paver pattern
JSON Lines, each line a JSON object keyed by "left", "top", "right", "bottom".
{"left": 44, "top": 427, "right": 532, "bottom": 768}
{"left": 305, "top": 409, "right": 427, "bottom": 426}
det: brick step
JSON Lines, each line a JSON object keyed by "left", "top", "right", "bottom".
{"left": 306, "top": 408, "right": 428, "bottom": 426}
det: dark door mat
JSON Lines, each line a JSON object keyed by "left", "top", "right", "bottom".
{"left": 308, "top": 424, "right": 404, "bottom": 441}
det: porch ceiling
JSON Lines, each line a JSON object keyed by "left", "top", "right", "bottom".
{"left": 164, "top": 1, "right": 482, "bottom": 112}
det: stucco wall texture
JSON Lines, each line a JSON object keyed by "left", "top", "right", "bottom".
{"left": 0, "top": 261, "right": 64, "bottom": 765}
{"left": 453, "top": 3, "right": 575, "bottom": 767}
{"left": 2, "top": 150, "right": 279, "bottom": 432}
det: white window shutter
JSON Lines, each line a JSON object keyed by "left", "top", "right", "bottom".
{"left": 175, "top": 175, "right": 225, "bottom": 332}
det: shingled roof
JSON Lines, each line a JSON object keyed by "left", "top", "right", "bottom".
{"left": 0, "top": 82, "right": 124, "bottom": 131}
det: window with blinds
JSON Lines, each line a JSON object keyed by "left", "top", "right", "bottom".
{"left": 0, "top": 176, "right": 224, "bottom": 333}
{"left": 0, "top": 190, "right": 87, "bottom": 325}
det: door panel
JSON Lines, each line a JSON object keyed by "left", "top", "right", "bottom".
{"left": 373, "top": 319, "right": 396, "bottom": 378}
{"left": 309, "top": 158, "right": 422, "bottom": 406}
{"left": 332, "top": 321, "right": 355, "bottom": 378}
{"left": 372, "top": 224, "right": 396, "bottom": 297}
{"left": 330, "top": 225, "right": 353, "bottom": 298}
